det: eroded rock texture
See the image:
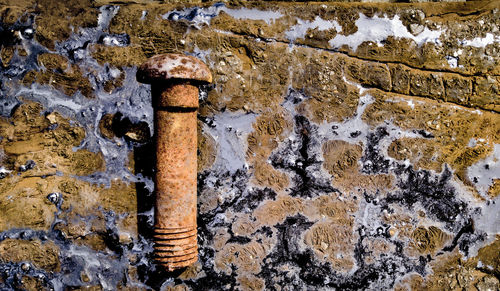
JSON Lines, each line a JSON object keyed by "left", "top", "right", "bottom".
{"left": 0, "top": 0, "right": 499, "bottom": 290}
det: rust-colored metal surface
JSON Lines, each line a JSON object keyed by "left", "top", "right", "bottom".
{"left": 153, "top": 82, "right": 199, "bottom": 108}
{"left": 137, "top": 54, "right": 211, "bottom": 271}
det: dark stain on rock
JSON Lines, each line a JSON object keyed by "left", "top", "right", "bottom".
{"left": 258, "top": 214, "right": 316, "bottom": 289}
{"left": 257, "top": 215, "right": 415, "bottom": 290}
{"left": 0, "top": 17, "right": 47, "bottom": 116}
{"left": 360, "top": 126, "right": 472, "bottom": 231}
{"left": 253, "top": 226, "right": 273, "bottom": 238}
{"left": 0, "top": 17, "right": 46, "bottom": 77}
{"left": 271, "top": 115, "right": 338, "bottom": 198}
{"left": 414, "top": 129, "right": 435, "bottom": 139}
{"left": 350, "top": 130, "right": 362, "bottom": 138}
{"left": 226, "top": 227, "right": 252, "bottom": 245}
{"left": 99, "top": 112, "right": 151, "bottom": 143}
{"left": 0, "top": 194, "right": 137, "bottom": 290}
{"left": 180, "top": 252, "right": 237, "bottom": 291}
{"left": 361, "top": 126, "right": 391, "bottom": 174}
{"left": 441, "top": 219, "right": 485, "bottom": 256}
{"left": 18, "top": 160, "right": 36, "bottom": 172}
{"left": 387, "top": 165, "right": 467, "bottom": 226}
{"left": 232, "top": 187, "right": 277, "bottom": 213}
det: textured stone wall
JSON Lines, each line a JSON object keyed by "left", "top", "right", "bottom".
{"left": 0, "top": 0, "right": 499, "bottom": 290}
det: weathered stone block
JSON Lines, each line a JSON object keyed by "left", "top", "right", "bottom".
{"left": 444, "top": 75, "right": 472, "bottom": 106}
{"left": 410, "top": 71, "right": 444, "bottom": 99}
{"left": 471, "top": 76, "right": 499, "bottom": 112}
{"left": 389, "top": 63, "right": 411, "bottom": 95}
{"left": 345, "top": 58, "right": 392, "bottom": 91}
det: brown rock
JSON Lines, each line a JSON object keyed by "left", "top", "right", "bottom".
{"left": 304, "top": 221, "right": 356, "bottom": 273}
{"left": 90, "top": 44, "right": 146, "bottom": 67}
{"left": 444, "top": 75, "right": 472, "bottom": 105}
{"left": 197, "top": 125, "right": 216, "bottom": 172}
{"left": 292, "top": 51, "right": 359, "bottom": 123}
{"left": 363, "top": 91, "right": 500, "bottom": 198}
{"left": 471, "top": 76, "right": 499, "bottom": 112}
{"left": 345, "top": 58, "right": 392, "bottom": 91}
{"left": 409, "top": 226, "right": 451, "bottom": 255}
{"left": 238, "top": 274, "right": 265, "bottom": 291}
{"left": 389, "top": 64, "right": 411, "bottom": 95}
{"left": 99, "top": 113, "right": 115, "bottom": 140}
{"left": 247, "top": 111, "right": 291, "bottom": 191}
{"left": 476, "top": 237, "right": 500, "bottom": 275}
{"left": 322, "top": 139, "right": 393, "bottom": 194}
{"left": 475, "top": 275, "right": 500, "bottom": 291}
{"left": 0, "top": 239, "right": 60, "bottom": 272}
{"left": 34, "top": 0, "right": 97, "bottom": 50}
{"left": 410, "top": 71, "right": 444, "bottom": 99}
{"left": 1, "top": 46, "right": 14, "bottom": 65}
{"left": 388, "top": 138, "right": 441, "bottom": 172}
{"left": 37, "top": 53, "right": 69, "bottom": 71}
{"left": 17, "top": 275, "right": 48, "bottom": 291}
{"left": 0, "top": 176, "right": 57, "bottom": 231}
{"left": 23, "top": 62, "right": 95, "bottom": 99}
{"left": 322, "top": 140, "right": 362, "bottom": 179}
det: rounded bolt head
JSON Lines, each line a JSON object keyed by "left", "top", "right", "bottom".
{"left": 137, "top": 53, "right": 212, "bottom": 84}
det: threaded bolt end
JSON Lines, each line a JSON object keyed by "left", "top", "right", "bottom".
{"left": 153, "top": 227, "right": 198, "bottom": 271}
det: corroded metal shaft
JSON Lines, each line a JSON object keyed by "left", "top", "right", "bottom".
{"left": 137, "top": 54, "right": 212, "bottom": 271}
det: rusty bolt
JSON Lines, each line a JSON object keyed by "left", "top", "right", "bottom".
{"left": 137, "top": 54, "right": 212, "bottom": 271}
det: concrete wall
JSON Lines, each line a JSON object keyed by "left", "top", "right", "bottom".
{"left": 0, "top": 0, "right": 499, "bottom": 290}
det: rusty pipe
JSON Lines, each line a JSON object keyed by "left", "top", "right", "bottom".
{"left": 137, "top": 54, "right": 212, "bottom": 271}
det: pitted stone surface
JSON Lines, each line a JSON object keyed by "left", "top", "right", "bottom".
{"left": 0, "top": 0, "right": 498, "bottom": 290}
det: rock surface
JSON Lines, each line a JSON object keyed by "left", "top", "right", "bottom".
{"left": 0, "top": 0, "right": 498, "bottom": 290}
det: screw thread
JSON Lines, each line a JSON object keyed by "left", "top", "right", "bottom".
{"left": 153, "top": 226, "right": 198, "bottom": 271}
